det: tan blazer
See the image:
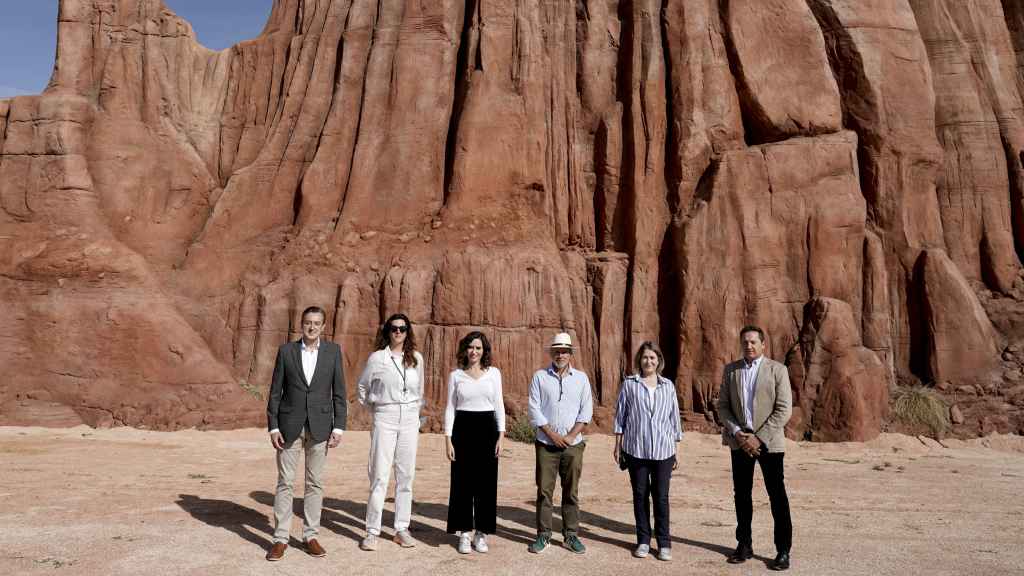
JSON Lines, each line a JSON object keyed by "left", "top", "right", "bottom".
{"left": 717, "top": 357, "right": 793, "bottom": 453}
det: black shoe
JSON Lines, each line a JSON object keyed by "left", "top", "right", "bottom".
{"left": 771, "top": 551, "right": 791, "bottom": 571}
{"left": 726, "top": 544, "right": 753, "bottom": 564}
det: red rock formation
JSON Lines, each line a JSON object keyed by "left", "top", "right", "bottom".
{"left": 3, "top": 0, "right": 1024, "bottom": 439}
{"left": 787, "top": 297, "right": 889, "bottom": 441}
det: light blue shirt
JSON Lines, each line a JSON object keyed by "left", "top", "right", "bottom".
{"left": 528, "top": 365, "right": 593, "bottom": 446}
{"left": 613, "top": 374, "right": 682, "bottom": 461}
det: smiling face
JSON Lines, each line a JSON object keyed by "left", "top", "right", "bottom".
{"left": 639, "top": 349, "right": 660, "bottom": 376}
{"left": 741, "top": 330, "right": 764, "bottom": 362}
{"left": 388, "top": 318, "right": 409, "bottom": 348}
{"left": 550, "top": 347, "right": 572, "bottom": 371}
{"left": 466, "top": 338, "right": 484, "bottom": 367}
{"left": 301, "top": 311, "right": 325, "bottom": 343}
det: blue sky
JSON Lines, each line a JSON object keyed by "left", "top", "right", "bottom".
{"left": 0, "top": 1, "right": 272, "bottom": 98}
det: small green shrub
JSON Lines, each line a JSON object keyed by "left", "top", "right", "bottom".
{"left": 505, "top": 415, "right": 535, "bottom": 444}
{"left": 892, "top": 386, "right": 950, "bottom": 437}
{"left": 240, "top": 380, "right": 263, "bottom": 400}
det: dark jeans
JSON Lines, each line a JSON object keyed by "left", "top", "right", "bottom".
{"left": 446, "top": 411, "right": 499, "bottom": 533}
{"left": 730, "top": 449, "right": 792, "bottom": 554}
{"left": 535, "top": 441, "right": 585, "bottom": 537}
{"left": 626, "top": 453, "right": 675, "bottom": 548}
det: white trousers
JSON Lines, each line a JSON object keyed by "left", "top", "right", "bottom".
{"left": 366, "top": 403, "right": 420, "bottom": 535}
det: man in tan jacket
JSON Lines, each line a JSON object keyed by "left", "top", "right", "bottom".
{"left": 717, "top": 325, "right": 793, "bottom": 571}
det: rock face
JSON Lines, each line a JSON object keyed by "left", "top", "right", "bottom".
{"left": 786, "top": 297, "right": 889, "bottom": 441}
{"left": 3, "top": 0, "right": 1024, "bottom": 439}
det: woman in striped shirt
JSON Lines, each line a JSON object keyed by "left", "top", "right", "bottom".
{"left": 613, "top": 341, "right": 683, "bottom": 561}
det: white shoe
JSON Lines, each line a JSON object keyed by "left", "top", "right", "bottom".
{"left": 473, "top": 531, "right": 489, "bottom": 553}
{"left": 360, "top": 534, "right": 378, "bottom": 551}
{"left": 395, "top": 530, "right": 417, "bottom": 548}
{"left": 657, "top": 547, "right": 672, "bottom": 561}
{"left": 457, "top": 533, "right": 472, "bottom": 554}
{"left": 633, "top": 543, "right": 649, "bottom": 558}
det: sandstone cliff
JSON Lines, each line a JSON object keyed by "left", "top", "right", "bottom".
{"left": 3, "top": 0, "right": 1024, "bottom": 439}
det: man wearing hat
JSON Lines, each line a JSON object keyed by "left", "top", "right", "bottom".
{"left": 527, "top": 332, "right": 594, "bottom": 554}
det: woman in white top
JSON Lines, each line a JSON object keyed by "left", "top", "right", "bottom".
{"left": 357, "top": 313, "right": 424, "bottom": 551}
{"left": 444, "top": 331, "right": 505, "bottom": 554}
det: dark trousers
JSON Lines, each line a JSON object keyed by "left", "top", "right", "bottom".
{"left": 535, "top": 441, "right": 585, "bottom": 537}
{"left": 446, "top": 411, "right": 498, "bottom": 533}
{"left": 626, "top": 453, "right": 675, "bottom": 548}
{"left": 730, "top": 449, "right": 792, "bottom": 553}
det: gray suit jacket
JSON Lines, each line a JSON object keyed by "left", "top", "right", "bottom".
{"left": 266, "top": 340, "right": 348, "bottom": 444}
{"left": 717, "top": 356, "right": 792, "bottom": 453}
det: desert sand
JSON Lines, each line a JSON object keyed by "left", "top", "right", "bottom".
{"left": 1, "top": 427, "right": 1022, "bottom": 575}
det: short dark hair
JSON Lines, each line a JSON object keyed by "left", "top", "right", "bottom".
{"left": 301, "top": 306, "right": 326, "bottom": 322}
{"left": 739, "top": 325, "right": 765, "bottom": 342}
{"left": 456, "top": 331, "right": 492, "bottom": 369}
{"left": 633, "top": 341, "right": 665, "bottom": 374}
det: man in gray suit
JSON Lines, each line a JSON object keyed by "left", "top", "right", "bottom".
{"left": 265, "top": 306, "right": 347, "bottom": 561}
{"left": 718, "top": 325, "right": 793, "bottom": 571}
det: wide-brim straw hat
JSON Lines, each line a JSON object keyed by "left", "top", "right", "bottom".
{"left": 548, "top": 332, "right": 575, "bottom": 350}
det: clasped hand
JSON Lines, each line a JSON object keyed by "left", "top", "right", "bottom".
{"left": 547, "top": 431, "right": 570, "bottom": 449}
{"left": 735, "top": 431, "right": 762, "bottom": 457}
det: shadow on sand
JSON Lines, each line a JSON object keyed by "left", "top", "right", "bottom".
{"left": 177, "top": 491, "right": 747, "bottom": 562}
{"left": 175, "top": 494, "right": 278, "bottom": 550}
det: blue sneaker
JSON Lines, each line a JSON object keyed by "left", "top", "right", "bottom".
{"left": 564, "top": 534, "right": 586, "bottom": 554}
{"left": 529, "top": 533, "right": 551, "bottom": 554}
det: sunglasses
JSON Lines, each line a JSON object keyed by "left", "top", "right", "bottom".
{"left": 389, "top": 324, "right": 409, "bottom": 334}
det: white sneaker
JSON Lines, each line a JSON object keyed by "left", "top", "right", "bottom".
{"left": 657, "top": 547, "right": 672, "bottom": 561}
{"left": 457, "top": 532, "right": 472, "bottom": 554}
{"left": 360, "top": 534, "right": 378, "bottom": 551}
{"left": 394, "top": 530, "right": 417, "bottom": 548}
{"left": 633, "top": 543, "right": 649, "bottom": 558}
{"left": 473, "top": 531, "right": 489, "bottom": 553}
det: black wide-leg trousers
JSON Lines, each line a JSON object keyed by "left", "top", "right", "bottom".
{"left": 446, "top": 410, "right": 499, "bottom": 534}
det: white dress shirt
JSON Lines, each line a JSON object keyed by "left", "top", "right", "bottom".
{"left": 301, "top": 338, "right": 318, "bottom": 385}
{"left": 738, "top": 355, "right": 763, "bottom": 432}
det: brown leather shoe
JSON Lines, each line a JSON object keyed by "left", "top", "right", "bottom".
{"left": 266, "top": 542, "right": 287, "bottom": 561}
{"left": 305, "top": 539, "right": 327, "bottom": 557}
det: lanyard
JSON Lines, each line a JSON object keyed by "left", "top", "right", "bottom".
{"left": 390, "top": 355, "right": 408, "bottom": 394}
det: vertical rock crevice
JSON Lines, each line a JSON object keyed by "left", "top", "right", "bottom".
{"left": 656, "top": 222, "right": 682, "bottom": 382}
{"left": 442, "top": 0, "right": 479, "bottom": 209}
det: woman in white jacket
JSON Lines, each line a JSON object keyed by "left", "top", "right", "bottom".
{"left": 357, "top": 313, "right": 424, "bottom": 551}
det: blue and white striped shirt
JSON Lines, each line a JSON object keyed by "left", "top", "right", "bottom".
{"left": 613, "top": 374, "right": 683, "bottom": 461}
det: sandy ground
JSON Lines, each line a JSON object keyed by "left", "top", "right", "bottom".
{"left": 1, "top": 428, "right": 1022, "bottom": 576}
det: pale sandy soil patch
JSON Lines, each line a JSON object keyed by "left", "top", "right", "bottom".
{"left": 0, "top": 428, "right": 1022, "bottom": 575}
